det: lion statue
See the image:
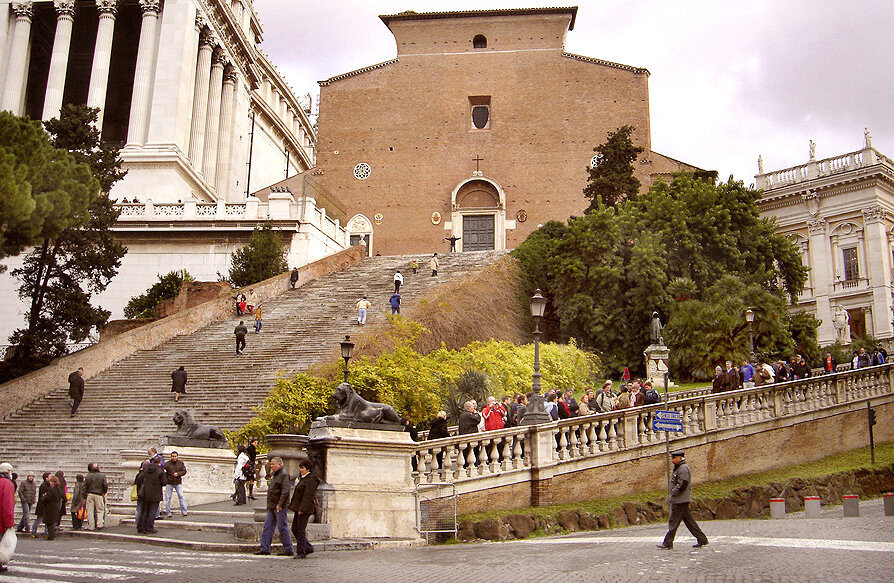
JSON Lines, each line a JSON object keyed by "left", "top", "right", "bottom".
{"left": 328, "top": 382, "right": 401, "bottom": 425}
{"left": 172, "top": 410, "right": 226, "bottom": 441}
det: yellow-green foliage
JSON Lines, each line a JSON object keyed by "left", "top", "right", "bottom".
{"left": 229, "top": 324, "right": 601, "bottom": 446}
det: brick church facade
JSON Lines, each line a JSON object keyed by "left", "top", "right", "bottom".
{"left": 270, "top": 7, "right": 695, "bottom": 256}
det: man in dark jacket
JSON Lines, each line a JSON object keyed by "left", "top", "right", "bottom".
{"left": 256, "top": 457, "right": 294, "bottom": 556}
{"left": 289, "top": 267, "right": 300, "bottom": 289}
{"left": 135, "top": 457, "right": 166, "bottom": 534}
{"left": 658, "top": 451, "right": 708, "bottom": 550}
{"left": 36, "top": 475, "right": 62, "bottom": 540}
{"left": 30, "top": 472, "right": 52, "bottom": 536}
{"left": 246, "top": 438, "right": 259, "bottom": 501}
{"left": 723, "top": 361, "right": 741, "bottom": 392}
{"left": 171, "top": 366, "right": 187, "bottom": 402}
{"left": 163, "top": 451, "right": 188, "bottom": 518}
{"left": 16, "top": 472, "right": 36, "bottom": 533}
{"left": 84, "top": 463, "right": 108, "bottom": 530}
{"left": 458, "top": 401, "right": 481, "bottom": 468}
{"left": 288, "top": 460, "right": 320, "bottom": 559}
{"left": 234, "top": 321, "right": 248, "bottom": 355}
{"left": 68, "top": 367, "right": 85, "bottom": 415}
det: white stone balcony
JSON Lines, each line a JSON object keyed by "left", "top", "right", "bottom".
{"left": 756, "top": 147, "right": 893, "bottom": 191}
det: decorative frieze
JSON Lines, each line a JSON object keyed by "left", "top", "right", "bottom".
{"left": 53, "top": 0, "right": 77, "bottom": 17}
{"left": 95, "top": 0, "right": 119, "bottom": 15}
{"left": 11, "top": 1, "right": 33, "bottom": 19}
{"left": 138, "top": 0, "right": 162, "bottom": 15}
{"left": 808, "top": 219, "right": 827, "bottom": 236}
{"left": 862, "top": 206, "right": 887, "bottom": 224}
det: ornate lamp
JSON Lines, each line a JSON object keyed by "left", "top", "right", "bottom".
{"left": 340, "top": 334, "right": 354, "bottom": 382}
{"left": 521, "top": 289, "right": 551, "bottom": 425}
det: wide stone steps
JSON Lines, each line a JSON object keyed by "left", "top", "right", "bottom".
{"left": 0, "top": 251, "right": 507, "bottom": 492}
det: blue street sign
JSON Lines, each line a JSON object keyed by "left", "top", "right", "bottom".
{"left": 652, "top": 419, "right": 684, "bottom": 432}
{"left": 654, "top": 410, "right": 682, "bottom": 421}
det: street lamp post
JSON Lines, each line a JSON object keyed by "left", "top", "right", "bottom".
{"left": 521, "top": 289, "right": 550, "bottom": 425}
{"left": 340, "top": 334, "right": 354, "bottom": 382}
{"left": 745, "top": 308, "right": 755, "bottom": 364}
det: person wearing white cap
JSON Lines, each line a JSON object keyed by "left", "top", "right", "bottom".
{"left": 0, "top": 462, "right": 16, "bottom": 573}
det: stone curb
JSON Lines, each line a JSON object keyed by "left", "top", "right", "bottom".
{"left": 64, "top": 529, "right": 420, "bottom": 553}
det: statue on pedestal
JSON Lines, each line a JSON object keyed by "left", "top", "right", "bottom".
{"left": 164, "top": 410, "right": 228, "bottom": 448}
{"left": 834, "top": 305, "right": 851, "bottom": 343}
{"left": 650, "top": 311, "right": 665, "bottom": 346}
{"left": 324, "top": 382, "right": 401, "bottom": 425}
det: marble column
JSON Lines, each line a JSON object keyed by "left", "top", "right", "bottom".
{"left": 808, "top": 218, "right": 836, "bottom": 344}
{"left": 187, "top": 31, "right": 214, "bottom": 167}
{"left": 1, "top": 1, "right": 33, "bottom": 114}
{"left": 201, "top": 51, "right": 226, "bottom": 184}
{"left": 41, "top": 0, "right": 77, "bottom": 121}
{"left": 214, "top": 68, "right": 238, "bottom": 195}
{"left": 862, "top": 207, "right": 894, "bottom": 340}
{"left": 125, "top": 0, "right": 162, "bottom": 146}
{"left": 87, "top": 0, "right": 119, "bottom": 130}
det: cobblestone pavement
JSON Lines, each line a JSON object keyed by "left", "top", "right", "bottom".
{"left": 8, "top": 499, "right": 893, "bottom": 583}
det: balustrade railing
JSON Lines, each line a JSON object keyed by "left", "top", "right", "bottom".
{"left": 411, "top": 364, "right": 893, "bottom": 486}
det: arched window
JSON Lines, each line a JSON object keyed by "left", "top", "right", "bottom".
{"left": 472, "top": 34, "right": 487, "bottom": 49}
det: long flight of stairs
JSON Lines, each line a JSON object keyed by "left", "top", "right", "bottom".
{"left": 0, "top": 251, "right": 507, "bottom": 499}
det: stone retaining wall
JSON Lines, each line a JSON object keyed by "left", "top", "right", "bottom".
{"left": 457, "top": 462, "right": 894, "bottom": 541}
{"left": 0, "top": 245, "right": 367, "bottom": 419}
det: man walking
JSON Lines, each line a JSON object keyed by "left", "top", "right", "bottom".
{"left": 0, "top": 463, "right": 15, "bottom": 573}
{"left": 68, "top": 367, "right": 85, "bottom": 415}
{"left": 393, "top": 270, "right": 403, "bottom": 293}
{"left": 390, "top": 292, "right": 401, "bottom": 315}
{"left": 15, "top": 472, "right": 35, "bottom": 533}
{"left": 658, "top": 451, "right": 709, "bottom": 550}
{"left": 163, "top": 451, "right": 188, "bottom": 518}
{"left": 290, "top": 267, "right": 300, "bottom": 289}
{"left": 84, "top": 463, "right": 108, "bottom": 530}
{"left": 356, "top": 296, "right": 371, "bottom": 325}
{"left": 430, "top": 253, "right": 439, "bottom": 276}
{"left": 289, "top": 460, "right": 319, "bottom": 559}
{"left": 171, "top": 366, "right": 187, "bottom": 403}
{"left": 255, "top": 457, "right": 294, "bottom": 556}
{"left": 134, "top": 457, "right": 166, "bottom": 534}
{"left": 234, "top": 320, "right": 248, "bottom": 355}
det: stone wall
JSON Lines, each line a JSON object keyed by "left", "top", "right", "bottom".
{"left": 450, "top": 398, "right": 894, "bottom": 516}
{"left": 456, "top": 463, "right": 894, "bottom": 541}
{"left": 0, "top": 245, "right": 366, "bottom": 419}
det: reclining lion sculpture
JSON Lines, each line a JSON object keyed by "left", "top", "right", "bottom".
{"left": 172, "top": 410, "right": 226, "bottom": 442}
{"left": 327, "top": 382, "right": 401, "bottom": 425}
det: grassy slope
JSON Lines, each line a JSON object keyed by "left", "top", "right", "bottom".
{"left": 461, "top": 440, "right": 894, "bottom": 522}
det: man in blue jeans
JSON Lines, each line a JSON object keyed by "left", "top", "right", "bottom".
{"left": 255, "top": 457, "right": 294, "bottom": 556}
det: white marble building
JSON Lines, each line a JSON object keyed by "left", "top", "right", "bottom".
{"left": 757, "top": 131, "right": 894, "bottom": 345}
{"left": 0, "top": 1, "right": 351, "bottom": 346}
{"left": 0, "top": 0, "right": 315, "bottom": 201}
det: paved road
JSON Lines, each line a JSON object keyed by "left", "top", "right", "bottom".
{"left": 8, "top": 499, "right": 893, "bottom": 583}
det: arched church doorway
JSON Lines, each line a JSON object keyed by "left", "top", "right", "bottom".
{"left": 450, "top": 178, "right": 506, "bottom": 252}
{"left": 347, "top": 214, "right": 373, "bottom": 256}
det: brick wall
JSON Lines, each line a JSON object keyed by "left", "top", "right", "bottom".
{"left": 315, "top": 11, "right": 652, "bottom": 255}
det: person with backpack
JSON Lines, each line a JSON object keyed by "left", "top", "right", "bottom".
{"left": 233, "top": 446, "right": 251, "bottom": 506}
{"left": 595, "top": 381, "right": 617, "bottom": 412}
{"left": 643, "top": 381, "right": 662, "bottom": 405}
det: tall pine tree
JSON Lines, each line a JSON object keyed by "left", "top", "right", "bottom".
{"left": 583, "top": 125, "right": 644, "bottom": 210}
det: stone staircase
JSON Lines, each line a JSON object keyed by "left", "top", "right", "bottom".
{"left": 0, "top": 251, "right": 507, "bottom": 500}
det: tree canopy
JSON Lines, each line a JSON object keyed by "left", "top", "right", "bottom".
{"left": 583, "top": 125, "right": 644, "bottom": 210}
{"left": 514, "top": 171, "right": 810, "bottom": 379}
{"left": 2, "top": 106, "right": 125, "bottom": 378}
{"left": 228, "top": 223, "right": 288, "bottom": 288}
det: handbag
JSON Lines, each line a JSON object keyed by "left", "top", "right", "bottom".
{"left": 0, "top": 528, "right": 17, "bottom": 565}
{"left": 130, "top": 484, "right": 138, "bottom": 502}
{"left": 76, "top": 502, "right": 88, "bottom": 520}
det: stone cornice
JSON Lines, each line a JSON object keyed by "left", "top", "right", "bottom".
{"left": 201, "top": 0, "right": 261, "bottom": 90}
{"left": 318, "top": 59, "right": 399, "bottom": 86}
{"left": 562, "top": 52, "right": 650, "bottom": 75}
{"left": 758, "top": 167, "right": 894, "bottom": 211}
{"left": 250, "top": 93, "right": 313, "bottom": 170}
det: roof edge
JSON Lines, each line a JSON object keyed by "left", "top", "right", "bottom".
{"left": 379, "top": 7, "right": 578, "bottom": 30}
{"left": 318, "top": 59, "right": 400, "bottom": 86}
{"left": 562, "top": 52, "right": 649, "bottom": 75}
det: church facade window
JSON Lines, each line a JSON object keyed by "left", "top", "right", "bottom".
{"left": 473, "top": 34, "right": 487, "bottom": 49}
{"left": 469, "top": 96, "right": 491, "bottom": 130}
{"left": 353, "top": 162, "right": 371, "bottom": 180}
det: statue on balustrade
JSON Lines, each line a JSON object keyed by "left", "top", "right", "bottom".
{"left": 834, "top": 305, "right": 851, "bottom": 343}
{"left": 324, "top": 382, "right": 401, "bottom": 425}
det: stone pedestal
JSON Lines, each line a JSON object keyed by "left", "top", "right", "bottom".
{"left": 644, "top": 344, "right": 676, "bottom": 388}
{"left": 121, "top": 445, "right": 236, "bottom": 506}
{"left": 770, "top": 498, "right": 786, "bottom": 519}
{"left": 842, "top": 495, "right": 860, "bottom": 517}
{"left": 803, "top": 496, "right": 821, "bottom": 518}
{"left": 308, "top": 420, "right": 421, "bottom": 540}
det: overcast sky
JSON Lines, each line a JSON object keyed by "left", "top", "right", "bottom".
{"left": 252, "top": 0, "right": 892, "bottom": 185}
